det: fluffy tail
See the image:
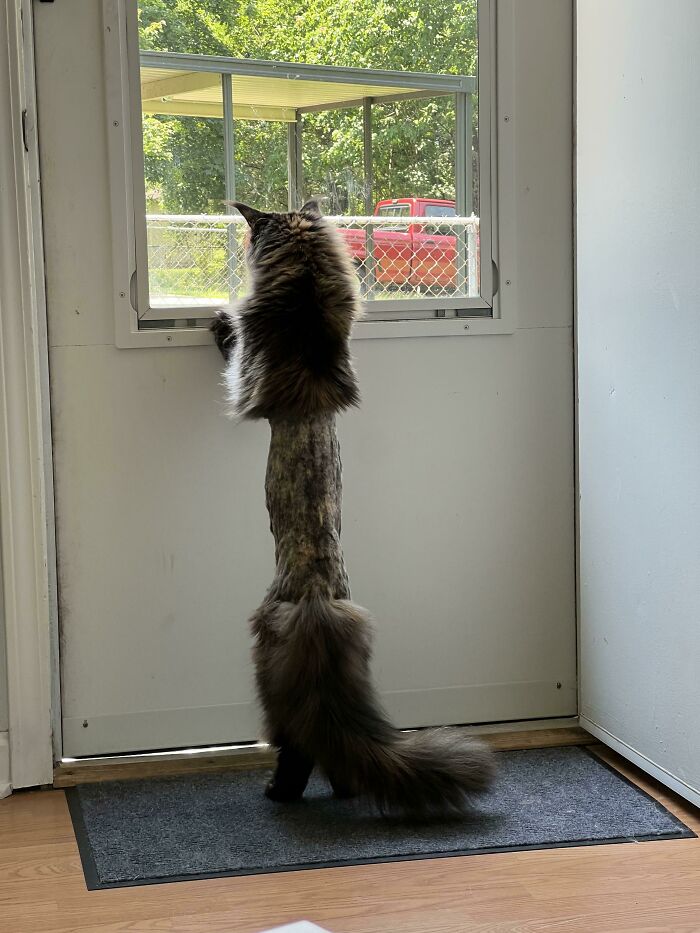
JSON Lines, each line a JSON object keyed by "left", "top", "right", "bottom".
{"left": 257, "top": 592, "right": 496, "bottom": 814}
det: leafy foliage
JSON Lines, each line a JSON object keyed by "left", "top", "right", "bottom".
{"left": 139, "top": 0, "right": 478, "bottom": 214}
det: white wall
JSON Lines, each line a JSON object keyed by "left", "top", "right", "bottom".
{"left": 0, "top": 583, "right": 7, "bottom": 797}
{"left": 0, "top": 610, "right": 7, "bottom": 733}
{"left": 35, "top": 0, "right": 576, "bottom": 756}
{"left": 577, "top": 0, "right": 700, "bottom": 804}
{"left": 0, "top": 609, "right": 7, "bottom": 792}
{"left": 0, "top": 604, "right": 8, "bottom": 795}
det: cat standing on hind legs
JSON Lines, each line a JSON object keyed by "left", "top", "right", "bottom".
{"left": 212, "top": 199, "right": 495, "bottom": 813}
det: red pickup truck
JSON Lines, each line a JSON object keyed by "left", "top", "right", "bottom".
{"left": 340, "top": 197, "right": 477, "bottom": 292}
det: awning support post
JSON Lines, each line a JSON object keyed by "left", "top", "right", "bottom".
{"left": 222, "top": 72, "right": 241, "bottom": 299}
{"left": 287, "top": 112, "right": 304, "bottom": 209}
{"left": 362, "top": 97, "right": 375, "bottom": 296}
{"left": 455, "top": 91, "right": 472, "bottom": 297}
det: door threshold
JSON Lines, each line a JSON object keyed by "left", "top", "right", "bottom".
{"left": 54, "top": 719, "right": 593, "bottom": 788}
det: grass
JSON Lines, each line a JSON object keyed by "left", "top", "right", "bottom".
{"left": 149, "top": 267, "right": 230, "bottom": 302}
{"left": 148, "top": 267, "right": 458, "bottom": 304}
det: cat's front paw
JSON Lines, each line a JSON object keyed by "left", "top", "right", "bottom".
{"left": 210, "top": 310, "right": 237, "bottom": 361}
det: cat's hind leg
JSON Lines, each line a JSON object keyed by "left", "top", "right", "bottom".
{"left": 327, "top": 770, "right": 358, "bottom": 800}
{"left": 265, "top": 741, "right": 314, "bottom": 803}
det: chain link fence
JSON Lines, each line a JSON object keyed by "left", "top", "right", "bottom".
{"left": 146, "top": 214, "right": 480, "bottom": 307}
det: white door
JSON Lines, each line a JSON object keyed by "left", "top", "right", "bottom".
{"left": 34, "top": 0, "right": 576, "bottom": 758}
{"left": 577, "top": 0, "right": 700, "bottom": 808}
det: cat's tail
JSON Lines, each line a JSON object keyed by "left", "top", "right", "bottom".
{"left": 261, "top": 591, "right": 496, "bottom": 814}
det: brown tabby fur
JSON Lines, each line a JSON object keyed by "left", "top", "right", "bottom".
{"left": 212, "top": 200, "right": 495, "bottom": 813}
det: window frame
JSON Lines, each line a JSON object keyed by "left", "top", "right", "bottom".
{"left": 103, "top": 0, "right": 515, "bottom": 347}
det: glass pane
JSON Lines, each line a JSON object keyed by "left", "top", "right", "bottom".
{"left": 138, "top": 0, "right": 480, "bottom": 309}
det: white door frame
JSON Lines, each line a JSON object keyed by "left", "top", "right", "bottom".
{"left": 0, "top": 0, "right": 57, "bottom": 790}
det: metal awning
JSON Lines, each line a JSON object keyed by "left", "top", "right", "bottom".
{"left": 140, "top": 51, "right": 475, "bottom": 123}
{"left": 139, "top": 51, "right": 476, "bottom": 214}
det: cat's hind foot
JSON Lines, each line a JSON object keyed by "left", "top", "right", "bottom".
{"left": 264, "top": 743, "right": 314, "bottom": 803}
{"left": 264, "top": 778, "right": 306, "bottom": 803}
{"left": 329, "top": 774, "right": 358, "bottom": 800}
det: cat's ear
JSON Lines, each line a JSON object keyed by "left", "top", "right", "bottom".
{"left": 299, "top": 198, "right": 322, "bottom": 220}
{"left": 227, "top": 201, "right": 270, "bottom": 227}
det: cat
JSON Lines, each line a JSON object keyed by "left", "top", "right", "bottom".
{"left": 211, "top": 200, "right": 495, "bottom": 812}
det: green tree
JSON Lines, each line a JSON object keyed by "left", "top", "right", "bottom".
{"left": 139, "top": 0, "right": 478, "bottom": 214}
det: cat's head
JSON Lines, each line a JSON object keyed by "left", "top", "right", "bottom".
{"left": 233, "top": 198, "right": 322, "bottom": 244}
{"left": 230, "top": 200, "right": 359, "bottom": 302}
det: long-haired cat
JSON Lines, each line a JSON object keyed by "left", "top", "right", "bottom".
{"left": 211, "top": 200, "right": 495, "bottom": 812}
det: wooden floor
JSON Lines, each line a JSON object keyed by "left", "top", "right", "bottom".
{"left": 2, "top": 746, "right": 699, "bottom": 933}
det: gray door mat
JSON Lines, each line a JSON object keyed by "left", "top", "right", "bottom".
{"left": 66, "top": 746, "right": 694, "bottom": 889}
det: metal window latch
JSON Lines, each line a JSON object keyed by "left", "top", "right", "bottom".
{"left": 130, "top": 270, "right": 138, "bottom": 311}
{"left": 21, "top": 110, "right": 29, "bottom": 152}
